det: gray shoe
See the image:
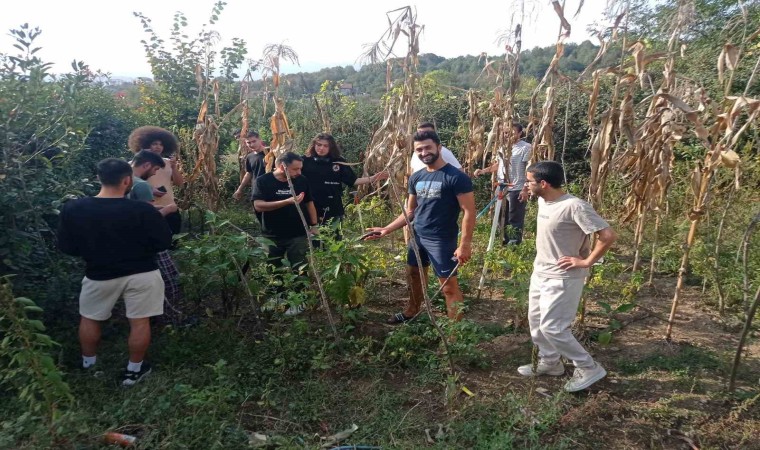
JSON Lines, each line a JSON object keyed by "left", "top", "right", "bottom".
{"left": 564, "top": 363, "right": 607, "bottom": 392}
{"left": 284, "top": 303, "right": 306, "bottom": 317}
{"left": 517, "top": 360, "right": 565, "bottom": 377}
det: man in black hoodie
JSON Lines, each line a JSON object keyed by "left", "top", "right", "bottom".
{"left": 58, "top": 158, "right": 172, "bottom": 386}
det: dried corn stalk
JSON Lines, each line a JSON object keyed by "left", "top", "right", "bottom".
{"left": 527, "top": 0, "right": 571, "bottom": 162}
{"left": 586, "top": 7, "right": 628, "bottom": 211}
{"left": 613, "top": 18, "right": 682, "bottom": 272}
{"left": 237, "top": 72, "right": 252, "bottom": 183}
{"left": 261, "top": 44, "right": 299, "bottom": 172}
{"left": 663, "top": 69, "right": 758, "bottom": 340}
{"left": 360, "top": 6, "right": 422, "bottom": 190}
{"left": 464, "top": 90, "right": 486, "bottom": 174}
{"left": 478, "top": 17, "right": 523, "bottom": 182}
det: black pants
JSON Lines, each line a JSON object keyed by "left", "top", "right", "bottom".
{"left": 262, "top": 235, "right": 309, "bottom": 295}
{"left": 504, "top": 190, "right": 527, "bottom": 244}
{"left": 165, "top": 211, "right": 182, "bottom": 235}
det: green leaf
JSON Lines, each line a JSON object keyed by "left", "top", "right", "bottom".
{"left": 615, "top": 303, "right": 637, "bottom": 313}
{"left": 27, "top": 320, "right": 46, "bottom": 331}
{"left": 596, "top": 301, "right": 612, "bottom": 314}
{"left": 15, "top": 297, "right": 36, "bottom": 307}
{"left": 597, "top": 331, "right": 613, "bottom": 345}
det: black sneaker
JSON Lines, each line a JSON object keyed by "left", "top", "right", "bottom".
{"left": 122, "top": 362, "right": 152, "bottom": 387}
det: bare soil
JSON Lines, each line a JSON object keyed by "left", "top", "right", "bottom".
{"left": 355, "top": 268, "right": 760, "bottom": 449}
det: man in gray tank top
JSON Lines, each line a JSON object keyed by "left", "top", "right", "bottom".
{"left": 518, "top": 161, "right": 617, "bottom": 392}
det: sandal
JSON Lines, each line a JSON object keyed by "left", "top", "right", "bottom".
{"left": 387, "top": 312, "right": 413, "bottom": 325}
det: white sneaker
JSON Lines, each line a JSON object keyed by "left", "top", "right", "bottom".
{"left": 517, "top": 360, "right": 565, "bottom": 377}
{"left": 284, "top": 303, "right": 306, "bottom": 317}
{"left": 564, "top": 363, "right": 607, "bottom": 392}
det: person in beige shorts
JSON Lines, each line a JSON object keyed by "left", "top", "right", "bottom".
{"left": 79, "top": 270, "right": 165, "bottom": 321}
{"left": 58, "top": 158, "right": 172, "bottom": 386}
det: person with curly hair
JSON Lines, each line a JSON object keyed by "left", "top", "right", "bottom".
{"left": 301, "top": 133, "right": 387, "bottom": 236}
{"left": 127, "top": 126, "right": 185, "bottom": 325}
{"left": 127, "top": 126, "right": 184, "bottom": 234}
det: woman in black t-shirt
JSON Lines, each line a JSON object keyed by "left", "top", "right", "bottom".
{"left": 301, "top": 133, "right": 388, "bottom": 231}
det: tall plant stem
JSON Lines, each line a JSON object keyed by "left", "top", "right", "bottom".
{"left": 665, "top": 218, "right": 699, "bottom": 341}
{"left": 632, "top": 207, "right": 647, "bottom": 272}
{"left": 283, "top": 170, "right": 338, "bottom": 340}
{"left": 386, "top": 175, "right": 457, "bottom": 376}
{"left": 560, "top": 81, "right": 571, "bottom": 185}
{"left": 648, "top": 210, "right": 662, "bottom": 285}
{"left": 713, "top": 186, "right": 736, "bottom": 314}
{"left": 728, "top": 210, "right": 760, "bottom": 393}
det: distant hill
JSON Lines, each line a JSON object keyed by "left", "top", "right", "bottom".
{"left": 266, "top": 40, "right": 613, "bottom": 97}
{"left": 106, "top": 40, "right": 618, "bottom": 100}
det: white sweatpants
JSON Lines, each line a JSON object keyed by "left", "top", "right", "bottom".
{"left": 528, "top": 273, "right": 595, "bottom": 369}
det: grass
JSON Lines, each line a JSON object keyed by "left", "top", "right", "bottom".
{"left": 615, "top": 342, "right": 724, "bottom": 376}
{"left": 2, "top": 204, "right": 759, "bottom": 449}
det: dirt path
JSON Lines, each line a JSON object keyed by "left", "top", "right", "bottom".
{"left": 354, "top": 268, "right": 760, "bottom": 449}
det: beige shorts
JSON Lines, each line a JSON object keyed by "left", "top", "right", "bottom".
{"left": 79, "top": 270, "right": 164, "bottom": 320}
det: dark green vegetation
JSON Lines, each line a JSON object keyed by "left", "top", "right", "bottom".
{"left": 2, "top": 0, "right": 760, "bottom": 448}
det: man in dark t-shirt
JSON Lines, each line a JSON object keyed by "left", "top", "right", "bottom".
{"left": 366, "top": 131, "right": 476, "bottom": 324}
{"left": 233, "top": 131, "right": 268, "bottom": 200}
{"left": 58, "top": 158, "right": 172, "bottom": 387}
{"left": 252, "top": 152, "right": 318, "bottom": 315}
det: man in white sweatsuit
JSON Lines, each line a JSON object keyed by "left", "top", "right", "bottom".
{"left": 519, "top": 160, "right": 617, "bottom": 392}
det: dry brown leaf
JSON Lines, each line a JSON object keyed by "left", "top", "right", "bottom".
{"left": 724, "top": 44, "right": 739, "bottom": 70}
{"left": 720, "top": 150, "right": 741, "bottom": 168}
{"left": 552, "top": 0, "right": 572, "bottom": 35}
{"left": 656, "top": 93, "right": 699, "bottom": 123}
{"left": 717, "top": 47, "right": 726, "bottom": 84}
{"left": 690, "top": 166, "right": 701, "bottom": 199}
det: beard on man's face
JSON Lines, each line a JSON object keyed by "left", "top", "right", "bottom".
{"left": 421, "top": 151, "right": 440, "bottom": 165}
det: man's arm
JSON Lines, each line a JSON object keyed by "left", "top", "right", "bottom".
{"left": 365, "top": 195, "right": 417, "bottom": 239}
{"left": 306, "top": 201, "right": 318, "bottom": 226}
{"left": 253, "top": 194, "right": 304, "bottom": 213}
{"left": 353, "top": 170, "right": 389, "bottom": 186}
{"left": 157, "top": 203, "right": 178, "bottom": 217}
{"left": 233, "top": 172, "right": 252, "bottom": 199}
{"left": 557, "top": 227, "right": 617, "bottom": 270}
{"left": 56, "top": 207, "right": 79, "bottom": 256}
{"left": 473, "top": 161, "right": 499, "bottom": 177}
{"left": 455, "top": 192, "right": 476, "bottom": 264}
{"left": 143, "top": 207, "right": 173, "bottom": 252}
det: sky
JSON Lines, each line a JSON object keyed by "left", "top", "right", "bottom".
{"left": 0, "top": 0, "right": 615, "bottom": 79}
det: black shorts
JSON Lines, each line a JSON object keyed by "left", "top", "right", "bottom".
{"left": 407, "top": 235, "right": 458, "bottom": 278}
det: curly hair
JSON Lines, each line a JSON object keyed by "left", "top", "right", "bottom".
{"left": 127, "top": 126, "right": 179, "bottom": 156}
{"left": 304, "top": 133, "right": 341, "bottom": 159}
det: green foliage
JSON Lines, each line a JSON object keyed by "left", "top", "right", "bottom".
{"left": 0, "top": 279, "right": 73, "bottom": 442}
{"left": 133, "top": 1, "right": 248, "bottom": 127}
{"left": 380, "top": 318, "right": 494, "bottom": 369}
{"left": 314, "top": 227, "right": 374, "bottom": 309}
{"left": 587, "top": 258, "right": 644, "bottom": 344}
{"left": 0, "top": 24, "right": 138, "bottom": 306}
{"left": 175, "top": 211, "right": 268, "bottom": 316}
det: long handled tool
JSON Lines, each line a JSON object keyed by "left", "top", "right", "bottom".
{"left": 477, "top": 184, "right": 506, "bottom": 291}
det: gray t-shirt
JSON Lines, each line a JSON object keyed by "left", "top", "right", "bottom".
{"left": 497, "top": 140, "right": 532, "bottom": 191}
{"left": 128, "top": 176, "right": 154, "bottom": 202}
{"left": 534, "top": 194, "right": 610, "bottom": 279}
